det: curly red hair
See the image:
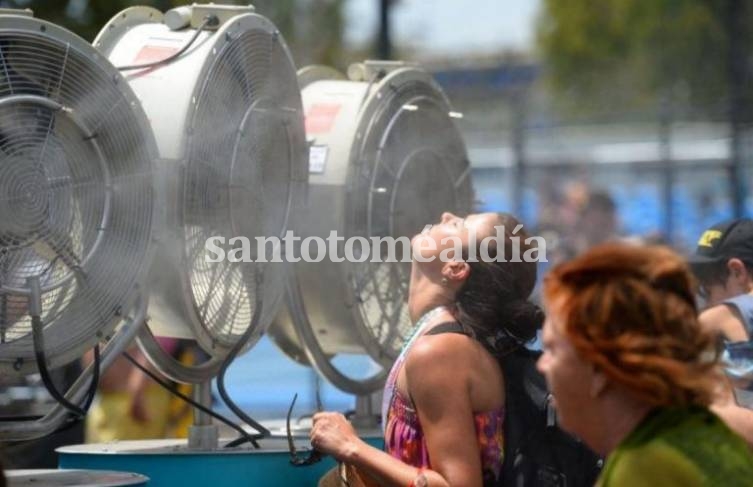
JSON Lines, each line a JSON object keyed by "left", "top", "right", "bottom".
{"left": 543, "top": 243, "right": 722, "bottom": 407}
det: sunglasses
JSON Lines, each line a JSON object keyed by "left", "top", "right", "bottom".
{"left": 286, "top": 392, "right": 324, "bottom": 466}
{"left": 286, "top": 393, "right": 351, "bottom": 485}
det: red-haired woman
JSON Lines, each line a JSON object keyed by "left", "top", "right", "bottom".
{"left": 538, "top": 243, "right": 753, "bottom": 486}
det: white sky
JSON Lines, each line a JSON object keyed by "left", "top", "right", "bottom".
{"left": 344, "top": 0, "right": 543, "bottom": 58}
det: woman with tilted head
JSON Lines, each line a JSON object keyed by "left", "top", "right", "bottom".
{"left": 312, "top": 212, "right": 542, "bottom": 487}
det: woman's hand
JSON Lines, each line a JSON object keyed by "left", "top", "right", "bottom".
{"left": 310, "top": 411, "right": 360, "bottom": 462}
{"left": 312, "top": 410, "right": 451, "bottom": 487}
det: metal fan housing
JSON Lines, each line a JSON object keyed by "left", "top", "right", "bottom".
{"left": 94, "top": 6, "right": 307, "bottom": 360}
{"left": 270, "top": 61, "right": 473, "bottom": 387}
{"left": 0, "top": 13, "right": 159, "bottom": 376}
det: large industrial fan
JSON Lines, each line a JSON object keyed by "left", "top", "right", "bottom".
{"left": 0, "top": 9, "right": 159, "bottom": 441}
{"left": 269, "top": 61, "right": 474, "bottom": 395}
{"left": 58, "top": 5, "right": 324, "bottom": 487}
{"left": 90, "top": 4, "right": 307, "bottom": 384}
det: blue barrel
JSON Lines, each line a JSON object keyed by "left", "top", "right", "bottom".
{"left": 58, "top": 436, "right": 384, "bottom": 487}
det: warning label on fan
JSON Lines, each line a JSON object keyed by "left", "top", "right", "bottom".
{"left": 305, "top": 104, "right": 341, "bottom": 134}
{"left": 133, "top": 45, "right": 180, "bottom": 64}
{"left": 128, "top": 38, "right": 183, "bottom": 76}
{"left": 309, "top": 145, "right": 328, "bottom": 174}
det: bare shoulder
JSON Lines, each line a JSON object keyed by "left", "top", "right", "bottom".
{"left": 406, "top": 331, "right": 476, "bottom": 369}
{"left": 404, "top": 333, "right": 476, "bottom": 415}
{"left": 403, "top": 332, "right": 476, "bottom": 385}
{"left": 699, "top": 304, "right": 748, "bottom": 342}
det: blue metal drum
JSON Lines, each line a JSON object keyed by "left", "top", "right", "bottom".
{"left": 58, "top": 436, "right": 384, "bottom": 487}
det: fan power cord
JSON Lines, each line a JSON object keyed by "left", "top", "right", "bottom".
{"left": 116, "top": 15, "right": 219, "bottom": 72}
{"left": 122, "top": 350, "right": 263, "bottom": 448}
{"left": 30, "top": 312, "right": 100, "bottom": 420}
{"left": 124, "top": 268, "right": 271, "bottom": 449}
{"left": 0, "top": 343, "right": 99, "bottom": 427}
{"left": 216, "top": 267, "right": 272, "bottom": 448}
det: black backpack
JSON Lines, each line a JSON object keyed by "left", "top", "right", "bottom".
{"left": 498, "top": 346, "right": 603, "bottom": 487}
{"left": 426, "top": 323, "right": 603, "bottom": 487}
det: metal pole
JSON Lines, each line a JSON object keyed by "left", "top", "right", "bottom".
{"left": 377, "top": 0, "right": 392, "bottom": 59}
{"left": 350, "top": 392, "right": 381, "bottom": 429}
{"left": 188, "top": 380, "right": 218, "bottom": 449}
{"left": 511, "top": 89, "right": 528, "bottom": 218}
{"left": 727, "top": 0, "right": 747, "bottom": 218}
{"left": 660, "top": 94, "right": 674, "bottom": 243}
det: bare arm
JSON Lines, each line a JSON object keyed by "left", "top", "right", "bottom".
{"left": 310, "top": 416, "right": 448, "bottom": 487}
{"left": 407, "top": 334, "right": 485, "bottom": 486}
{"left": 699, "top": 306, "right": 753, "bottom": 446}
{"left": 699, "top": 305, "right": 749, "bottom": 342}
{"left": 711, "top": 377, "right": 753, "bottom": 448}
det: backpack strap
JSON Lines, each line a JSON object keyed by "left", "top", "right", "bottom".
{"left": 401, "top": 321, "right": 470, "bottom": 410}
{"left": 424, "top": 321, "right": 471, "bottom": 337}
{"left": 722, "top": 294, "right": 753, "bottom": 338}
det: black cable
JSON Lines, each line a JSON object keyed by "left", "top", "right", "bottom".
{"left": 116, "top": 15, "right": 219, "bottom": 72}
{"left": 224, "top": 436, "right": 252, "bottom": 448}
{"left": 120, "top": 269, "right": 271, "bottom": 449}
{"left": 1, "top": 343, "right": 100, "bottom": 455}
{"left": 31, "top": 315, "right": 82, "bottom": 416}
{"left": 216, "top": 267, "right": 272, "bottom": 448}
{"left": 0, "top": 415, "right": 43, "bottom": 422}
{"left": 122, "top": 350, "right": 263, "bottom": 448}
{"left": 2, "top": 345, "right": 100, "bottom": 424}
{"left": 82, "top": 344, "right": 100, "bottom": 412}
{"left": 31, "top": 314, "right": 99, "bottom": 419}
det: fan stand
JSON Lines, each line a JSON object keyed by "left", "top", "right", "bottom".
{"left": 350, "top": 393, "right": 382, "bottom": 430}
{"left": 187, "top": 381, "right": 218, "bottom": 449}
{"left": 135, "top": 324, "right": 225, "bottom": 449}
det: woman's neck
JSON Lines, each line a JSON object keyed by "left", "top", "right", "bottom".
{"left": 593, "top": 393, "right": 653, "bottom": 457}
{"left": 408, "top": 275, "right": 455, "bottom": 323}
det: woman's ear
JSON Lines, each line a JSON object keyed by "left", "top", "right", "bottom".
{"left": 727, "top": 258, "right": 747, "bottom": 281}
{"left": 442, "top": 260, "right": 470, "bottom": 283}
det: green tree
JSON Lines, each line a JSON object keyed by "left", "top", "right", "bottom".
{"left": 2, "top": 0, "right": 180, "bottom": 41}
{"left": 2, "top": 0, "right": 345, "bottom": 67}
{"left": 536, "top": 0, "right": 750, "bottom": 118}
{"left": 253, "top": 0, "right": 345, "bottom": 68}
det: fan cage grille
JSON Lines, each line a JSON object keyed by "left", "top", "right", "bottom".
{"left": 348, "top": 79, "right": 472, "bottom": 360}
{"left": 0, "top": 28, "right": 154, "bottom": 368}
{"left": 184, "top": 27, "right": 304, "bottom": 347}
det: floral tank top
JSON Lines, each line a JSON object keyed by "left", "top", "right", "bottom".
{"left": 381, "top": 307, "right": 505, "bottom": 484}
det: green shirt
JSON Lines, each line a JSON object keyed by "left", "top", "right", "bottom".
{"left": 599, "top": 407, "right": 753, "bottom": 486}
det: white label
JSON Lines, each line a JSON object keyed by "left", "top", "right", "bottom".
{"left": 309, "top": 145, "right": 328, "bottom": 174}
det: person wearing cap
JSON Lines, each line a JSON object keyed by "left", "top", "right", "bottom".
{"left": 689, "top": 218, "right": 753, "bottom": 446}
{"left": 691, "top": 219, "right": 753, "bottom": 339}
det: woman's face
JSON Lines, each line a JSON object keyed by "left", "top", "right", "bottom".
{"left": 411, "top": 211, "right": 498, "bottom": 264}
{"left": 537, "top": 297, "right": 599, "bottom": 440}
